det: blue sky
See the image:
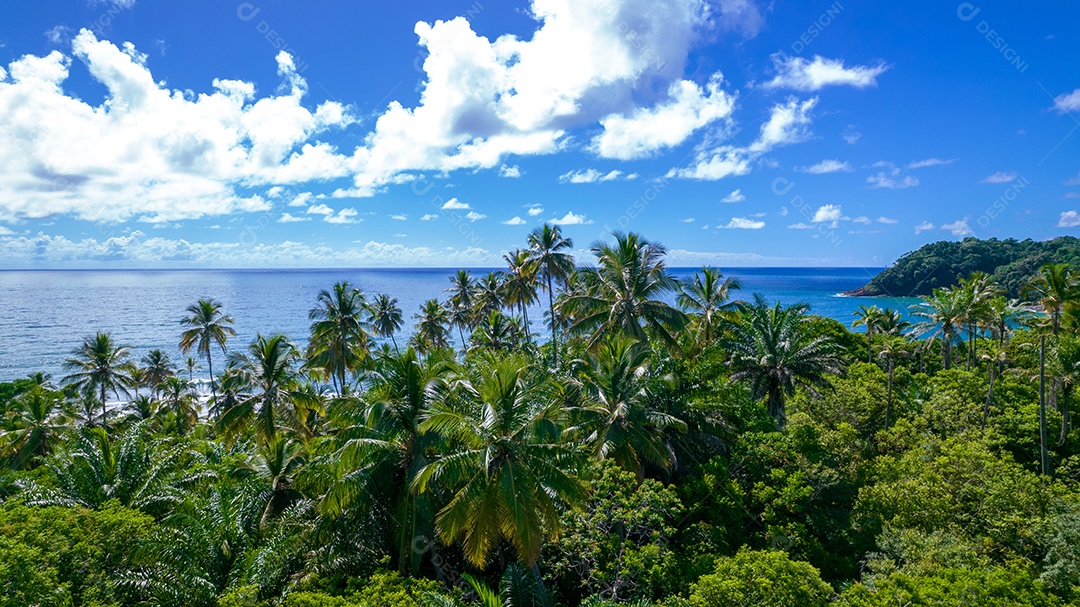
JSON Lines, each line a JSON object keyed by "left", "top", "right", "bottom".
{"left": 0, "top": 0, "right": 1076, "bottom": 268}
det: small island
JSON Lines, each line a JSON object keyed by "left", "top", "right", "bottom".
{"left": 845, "top": 236, "right": 1080, "bottom": 298}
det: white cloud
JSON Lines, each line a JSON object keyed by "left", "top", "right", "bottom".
{"left": 867, "top": 173, "right": 919, "bottom": 189}
{"left": 680, "top": 217, "right": 695, "bottom": 223}
{"left": 325, "top": 208, "right": 360, "bottom": 224}
{"left": 499, "top": 164, "right": 522, "bottom": 178}
{"left": 842, "top": 126, "right": 861, "bottom": 144}
{"left": 714, "top": 0, "right": 767, "bottom": 37}
{"left": 1053, "top": 89, "right": 1080, "bottom": 114}
{"left": 0, "top": 226, "right": 15, "bottom": 235}
{"left": 441, "top": 198, "right": 471, "bottom": 210}
{"left": 558, "top": 168, "right": 625, "bottom": 183}
{"left": 526, "top": 205, "right": 544, "bottom": 216}
{"left": 722, "top": 217, "right": 765, "bottom": 229}
{"left": 0, "top": 30, "right": 354, "bottom": 224}
{"left": 787, "top": 222, "right": 813, "bottom": 229}
{"left": 851, "top": 216, "right": 871, "bottom": 224}
{"left": 1064, "top": 172, "right": 1080, "bottom": 186}
{"left": 914, "top": 221, "right": 934, "bottom": 235}
{"left": 306, "top": 204, "right": 334, "bottom": 215}
{"left": 669, "top": 97, "right": 818, "bottom": 180}
{"left": 799, "top": 159, "right": 851, "bottom": 174}
{"left": 503, "top": 216, "right": 527, "bottom": 225}
{"left": 763, "top": 55, "right": 889, "bottom": 91}
{"left": 1059, "top": 211, "right": 1080, "bottom": 228}
{"left": 592, "top": 74, "right": 735, "bottom": 159}
{"left": 278, "top": 213, "right": 310, "bottom": 223}
{"left": 779, "top": 206, "right": 788, "bottom": 216}
{"left": 421, "top": 213, "right": 438, "bottom": 221}
{"left": 981, "top": 171, "right": 1018, "bottom": 184}
{"left": 465, "top": 211, "right": 487, "bottom": 221}
{"left": 390, "top": 214, "right": 408, "bottom": 220}
{"left": 287, "top": 192, "right": 313, "bottom": 207}
{"left": 908, "top": 157, "right": 955, "bottom": 169}
{"left": 811, "top": 204, "right": 842, "bottom": 227}
{"left": 877, "top": 216, "right": 898, "bottom": 224}
{"left": 721, "top": 189, "right": 745, "bottom": 203}
{"left": 941, "top": 217, "right": 972, "bottom": 237}
{"left": 551, "top": 211, "right": 592, "bottom": 225}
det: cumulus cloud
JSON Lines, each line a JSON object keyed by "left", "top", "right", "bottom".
{"left": 763, "top": 55, "right": 889, "bottom": 91}
{"left": 465, "top": 211, "right": 487, "bottom": 221}
{"left": 799, "top": 159, "right": 851, "bottom": 174}
{"left": 877, "top": 216, "right": 898, "bottom": 224}
{"left": 420, "top": 213, "right": 438, "bottom": 221}
{"left": 680, "top": 217, "right": 695, "bottom": 222}
{"left": 670, "top": 97, "right": 817, "bottom": 180}
{"left": 981, "top": 171, "right": 1018, "bottom": 184}
{"left": 551, "top": 211, "right": 592, "bottom": 225}
{"left": 941, "top": 218, "right": 972, "bottom": 237}
{"left": 867, "top": 173, "right": 919, "bottom": 189}
{"left": 914, "top": 221, "right": 934, "bottom": 234}
{"left": 441, "top": 198, "right": 471, "bottom": 210}
{"left": 1053, "top": 89, "right": 1080, "bottom": 114}
{"left": 0, "top": 30, "right": 353, "bottom": 223}
{"left": 722, "top": 217, "right": 765, "bottom": 229}
{"left": 811, "top": 204, "right": 842, "bottom": 228}
{"left": 721, "top": 189, "right": 745, "bottom": 203}
{"left": 306, "top": 204, "right": 334, "bottom": 215}
{"left": 787, "top": 222, "right": 813, "bottom": 229}
{"left": 592, "top": 74, "right": 735, "bottom": 159}
{"left": 503, "top": 216, "right": 527, "bottom": 225}
{"left": 527, "top": 205, "right": 544, "bottom": 216}
{"left": 1059, "top": 210, "right": 1080, "bottom": 228}
{"left": 278, "top": 213, "right": 310, "bottom": 223}
{"left": 558, "top": 168, "right": 626, "bottom": 183}
{"left": 714, "top": 0, "right": 768, "bottom": 38}
{"left": 390, "top": 214, "right": 408, "bottom": 220}
{"left": 325, "top": 208, "right": 360, "bottom": 224}
{"left": 499, "top": 164, "right": 522, "bottom": 178}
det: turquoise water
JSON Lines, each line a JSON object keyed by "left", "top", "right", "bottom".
{"left": 0, "top": 267, "right": 915, "bottom": 381}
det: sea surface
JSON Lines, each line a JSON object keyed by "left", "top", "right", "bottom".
{"left": 0, "top": 267, "right": 917, "bottom": 381}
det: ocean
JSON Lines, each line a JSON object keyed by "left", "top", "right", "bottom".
{"left": 0, "top": 267, "right": 917, "bottom": 381}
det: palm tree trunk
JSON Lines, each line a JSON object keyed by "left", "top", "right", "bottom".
{"left": 207, "top": 352, "right": 217, "bottom": 415}
{"left": 1060, "top": 382, "right": 1071, "bottom": 446}
{"left": 546, "top": 274, "right": 556, "bottom": 366}
{"left": 391, "top": 333, "right": 400, "bottom": 353}
{"left": 981, "top": 361, "right": 995, "bottom": 430}
{"left": 1040, "top": 334, "right": 1049, "bottom": 476}
{"left": 943, "top": 332, "right": 952, "bottom": 370}
{"left": 885, "top": 358, "right": 894, "bottom": 430}
{"left": 521, "top": 302, "right": 532, "bottom": 342}
{"left": 100, "top": 384, "right": 107, "bottom": 427}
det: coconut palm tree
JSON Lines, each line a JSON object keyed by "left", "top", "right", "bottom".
{"left": 851, "top": 305, "right": 884, "bottom": 363}
{"left": 528, "top": 224, "right": 575, "bottom": 365}
{"left": 447, "top": 270, "right": 478, "bottom": 350}
{"left": 219, "top": 334, "right": 302, "bottom": 441}
{"left": 158, "top": 376, "right": 199, "bottom": 435}
{"left": 985, "top": 296, "right": 1033, "bottom": 350}
{"left": 412, "top": 299, "right": 452, "bottom": 354}
{"left": 563, "top": 232, "right": 688, "bottom": 350}
{"left": 317, "top": 347, "right": 455, "bottom": 574}
{"left": 233, "top": 435, "right": 306, "bottom": 530}
{"left": 470, "top": 310, "right": 522, "bottom": 353}
{"left": 414, "top": 355, "right": 586, "bottom": 568}
{"left": 473, "top": 272, "right": 506, "bottom": 324}
{"left": 0, "top": 385, "right": 72, "bottom": 469}
{"left": 180, "top": 299, "right": 236, "bottom": 403}
{"left": 911, "top": 287, "right": 966, "bottom": 370}
{"left": 876, "top": 308, "right": 911, "bottom": 337}
{"left": 366, "top": 293, "right": 404, "bottom": 352}
{"left": 183, "top": 357, "right": 202, "bottom": 382}
{"left": 142, "top": 350, "right": 175, "bottom": 396}
{"left": 503, "top": 249, "right": 540, "bottom": 341}
{"left": 571, "top": 336, "right": 686, "bottom": 478}
{"left": 876, "top": 335, "right": 909, "bottom": 431}
{"left": 677, "top": 267, "right": 742, "bottom": 346}
{"left": 724, "top": 296, "right": 844, "bottom": 429}
{"left": 306, "top": 282, "right": 369, "bottom": 393}
{"left": 958, "top": 271, "right": 1001, "bottom": 368}
{"left": 62, "top": 332, "right": 132, "bottom": 428}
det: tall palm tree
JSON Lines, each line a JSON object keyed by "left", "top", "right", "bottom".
{"left": 724, "top": 296, "right": 844, "bottom": 429}
{"left": 473, "top": 272, "right": 506, "bottom": 324}
{"left": 876, "top": 308, "right": 911, "bottom": 337}
{"left": 0, "top": 385, "right": 72, "bottom": 469}
{"left": 677, "top": 267, "right": 742, "bottom": 346}
{"left": 234, "top": 436, "right": 307, "bottom": 530}
{"left": 142, "top": 350, "right": 175, "bottom": 397}
{"left": 219, "top": 334, "right": 302, "bottom": 441}
{"left": 366, "top": 293, "right": 404, "bottom": 352}
{"left": 528, "top": 224, "right": 575, "bottom": 365}
{"left": 63, "top": 332, "right": 132, "bottom": 427}
{"left": 985, "top": 296, "right": 1033, "bottom": 350}
{"left": 571, "top": 337, "right": 686, "bottom": 478}
{"left": 470, "top": 310, "right": 522, "bottom": 353}
{"left": 1024, "top": 263, "right": 1080, "bottom": 475}
{"left": 317, "top": 347, "right": 455, "bottom": 574}
{"left": 958, "top": 271, "right": 1001, "bottom": 368}
{"left": 851, "top": 305, "right": 884, "bottom": 363}
{"left": 563, "top": 232, "right": 688, "bottom": 350}
{"left": 911, "top": 287, "right": 966, "bottom": 370}
{"left": 183, "top": 357, "right": 201, "bottom": 382}
{"left": 414, "top": 355, "right": 586, "bottom": 568}
{"left": 876, "top": 335, "right": 909, "bottom": 431}
{"left": 307, "top": 282, "right": 369, "bottom": 393}
{"left": 158, "top": 376, "right": 199, "bottom": 435}
{"left": 180, "top": 299, "right": 236, "bottom": 403}
{"left": 503, "top": 249, "right": 540, "bottom": 341}
{"left": 447, "top": 270, "right": 478, "bottom": 350}
{"left": 412, "top": 299, "right": 452, "bottom": 354}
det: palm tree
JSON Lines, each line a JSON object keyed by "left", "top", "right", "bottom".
{"left": 677, "top": 267, "right": 741, "bottom": 346}
{"left": 0, "top": 385, "right": 72, "bottom": 469}
{"left": 911, "top": 287, "right": 966, "bottom": 370}
{"left": 123, "top": 363, "right": 150, "bottom": 402}
{"left": 473, "top": 272, "right": 506, "bottom": 323}
{"left": 219, "top": 334, "right": 302, "bottom": 441}
{"left": 876, "top": 308, "right": 911, "bottom": 337}
{"left": 142, "top": 350, "right": 175, "bottom": 396}
{"left": 958, "top": 272, "right": 1001, "bottom": 368}
{"left": 851, "top": 305, "right": 884, "bottom": 363}
{"left": 503, "top": 249, "right": 540, "bottom": 341}
{"left": 447, "top": 270, "right": 478, "bottom": 350}
{"left": 307, "top": 282, "right": 369, "bottom": 393}
{"left": 571, "top": 337, "right": 686, "bottom": 478}
{"left": 63, "top": 332, "right": 132, "bottom": 427}
{"left": 724, "top": 296, "right": 844, "bottom": 429}
{"left": 158, "top": 376, "right": 199, "bottom": 435}
{"left": 563, "top": 232, "right": 688, "bottom": 350}
{"left": 366, "top": 293, "right": 404, "bottom": 352}
{"left": 412, "top": 299, "right": 452, "bottom": 354}
{"left": 234, "top": 436, "right": 306, "bottom": 530}
{"left": 318, "top": 347, "right": 455, "bottom": 573}
{"left": 183, "top": 357, "right": 201, "bottom": 382}
{"left": 180, "top": 299, "right": 236, "bottom": 403}
{"left": 528, "top": 224, "right": 575, "bottom": 365}
{"left": 470, "top": 310, "right": 522, "bottom": 353}
{"left": 414, "top": 355, "right": 586, "bottom": 568}
{"left": 876, "top": 335, "right": 909, "bottom": 431}
{"left": 985, "top": 297, "right": 1032, "bottom": 350}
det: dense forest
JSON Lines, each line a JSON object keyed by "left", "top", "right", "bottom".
{"left": 845, "top": 235, "right": 1080, "bottom": 297}
{"left": 4, "top": 227, "right": 1080, "bottom": 606}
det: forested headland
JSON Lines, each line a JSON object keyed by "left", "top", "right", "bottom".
{"left": 845, "top": 235, "right": 1080, "bottom": 298}
{"left": 4, "top": 227, "right": 1080, "bottom": 607}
